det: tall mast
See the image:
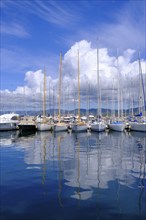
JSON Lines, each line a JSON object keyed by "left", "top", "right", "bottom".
{"left": 131, "top": 78, "right": 134, "bottom": 116}
{"left": 58, "top": 52, "right": 62, "bottom": 121}
{"left": 49, "top": 80, "right": 51, "bottom": 114}
{"left": 138, "top": 50, "right": 145, "bottom": 115}
{"left": 111, "top": 78, "right": 115, "bottom": 118}
{"left": 23, "top": 86, "right": 26, "bottom": 115}
{"left": 77, "top": 50, "right": 80, "bottom": 120}
{"left": 97, "top": 46, "right": 101, "bottom": 119}
{"left": 43, "top": 67, "right": 46, "bottom": 117}
{"left": 116, "top": 48, "right": 120, "bottom": 118}
{"left": 87, "top": 82, "right": 90, "bottom": 117}
{"left": 52, "top": 85, "right": 55, "bottom": 117}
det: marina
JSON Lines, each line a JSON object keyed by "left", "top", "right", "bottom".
{"left": 1, "top": 1, "right": 146, "bottom": 220}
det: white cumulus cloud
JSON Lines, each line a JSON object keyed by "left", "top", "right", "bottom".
{"left": 0, "top": 40, "right": 146, "bottom": 112}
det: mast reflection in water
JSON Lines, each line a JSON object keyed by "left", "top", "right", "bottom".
{"left": 0, "top": 130, "right": 146, "bottom": 220}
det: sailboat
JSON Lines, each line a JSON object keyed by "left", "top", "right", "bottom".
{"left": 18, "top": 116, "right": 37, "bottom": 132}
{"left": 90, "top": 46, "right": 106, "bottom": 132}
{"left": 18, "top": 87, "right": 37, "bottom": 131}
{"left": 108, "top": 49, "right": 126, "bottom": 132}
{"left": 37, "top": 68, "right": 52, "bottom": 131}
{"left": 129, "top": 51, "right": 146, "bottom": 132}
{"left": 54, "top": 52, "right": 68, "bottom": 132}
{"left": 72, "top": 50, "right": 87, "bottom": 132}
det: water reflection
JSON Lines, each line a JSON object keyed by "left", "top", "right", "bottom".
{"left": 0, "top": 130, "right": 19, "bottom": 146}
{"left": 57, "top": 135, "right": 63, "bottom": 207}
{"left": 41, "top": 132, "right": 47, "bottom": 185}
{"left": 1, "top": 130, "right": 145, "bottom": 191}
{"left": 0, "top": 130, "right": 146, "bottom": 219}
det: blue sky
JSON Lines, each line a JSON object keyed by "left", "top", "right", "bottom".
{"left": 0, "top": 0, "right": 146, "bottom": 111}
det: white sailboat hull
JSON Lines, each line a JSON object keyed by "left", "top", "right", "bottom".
{"left": 54, "top": 124, "right": 68, "bottom": 132}
{"left": 109, "top": 123, "right": 125, "bottom": 132}
{"left": 72, "top": 124, "right": 87, "bottom": 132}
{"left": 91, "top": 121, "right": 106, "bottom": 132}
{"left": 129, "top": 122, "right": 146, "bottom": 132}
{"left": 37, "top": 123, "right": 52, "bottom": 131}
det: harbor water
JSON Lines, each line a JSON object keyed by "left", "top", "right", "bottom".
{"left": 0, "top": 130, "right": 146, "bottom": 220}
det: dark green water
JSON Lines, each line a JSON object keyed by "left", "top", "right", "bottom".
{"left": 0, "top": 130, "right": 146, "bottom": 220}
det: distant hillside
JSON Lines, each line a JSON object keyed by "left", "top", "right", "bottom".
{"left": 1, "top": 106, "right": 145, "bottom": 117}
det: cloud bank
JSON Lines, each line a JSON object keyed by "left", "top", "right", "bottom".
{"left": 0, "top": 40, "right": 146, "bottom": 112}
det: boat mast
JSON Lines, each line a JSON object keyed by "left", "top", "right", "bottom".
{"left": 138, "top": 50, "right": 145, "bottom": 115}
{"left": 58, "top": 52, "right": 62, "bottom": 122}
{"left": 77, "top": 49, "right": 80, "bottom": 120}
{"left": 23, "top": 86, "right": 27, "bottom": 116}
{"left": 116, "top": 48, "right": 120, "bottom": 119}
{"left": 130, "top": 77, "right": 134, "bottom": 116}
{"left": 111, "top": 78, "right": 115, "bottom": 118}
{"left": 52, "top": 85, "right": 55, "bottom": 117}
{"left": 87, "top": 82, "right": 90, "bottom": 119}
{"left": 97, "top": 46, "right": 101, "bottom": 119}
{"left": 49, "top": 79, "right": 51, "bottom": 115}
{"left": 43, "top": 67, "right": 46, "bottom": 117}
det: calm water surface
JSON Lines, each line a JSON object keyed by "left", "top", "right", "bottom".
{"left": 0, "top": 130, "right": 146, "bottom": 220}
